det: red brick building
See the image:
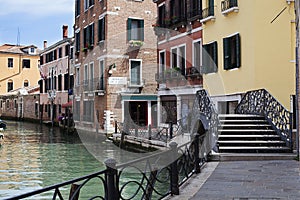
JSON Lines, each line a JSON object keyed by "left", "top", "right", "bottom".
{"left": 73, "top": 0, "right": 158, "bottom": 133}
{"left": 153, "top": 0, "right": 203, "bottom": 125}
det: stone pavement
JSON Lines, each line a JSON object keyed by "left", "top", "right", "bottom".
{"left": 167, "top": 160, "right": 300, "bottom": 200}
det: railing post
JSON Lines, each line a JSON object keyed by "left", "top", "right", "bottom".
{"left": 115, "top": 120, "right": 118, "bottom": 134}
{"left": 69, "top": 183, "right": 80, "bottom": 200}
{"left": 135, "top": 126, "right": 138, "bottom": 137}
{"left": 148, "top": 124, "right": 152, "bottom": 140}
{"left": 169, "top": 122, "right": 173, "bottom": 139}
{"left": 194, "top": 133, "right": 201, "bottom": 174}
{"left": 105, "top": 158, "right": 119, "bottom": 200}
{"left": 289, "top": 113, "right": 293, "bottom": 150}
{"left": 169, "top": 142, "right": 179, "bottom": 195}
{"left": 144, "top": 166, "right": 158, "bottom": 200}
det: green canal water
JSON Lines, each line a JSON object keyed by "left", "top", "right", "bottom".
{"left": 0, "top": 120, "right": 109, "bottom": 199}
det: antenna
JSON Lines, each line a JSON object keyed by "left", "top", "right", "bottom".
{"left": 17, "top": 27, "right": 20, "bottom": 46}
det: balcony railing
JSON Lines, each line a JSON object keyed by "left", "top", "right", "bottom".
{"left": 188, "top": 8, "right": 202, "bottom": 20}
{"left": 74, "top": 78, "right": 105, "bottom": 94}
{"left": 221, "top": 0, "right": 238, "bottom": 13}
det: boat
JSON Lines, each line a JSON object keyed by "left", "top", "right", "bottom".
{"left": 0, "top": 119, "right": 7, "bottom": 131}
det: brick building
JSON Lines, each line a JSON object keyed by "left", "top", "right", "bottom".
{"left": 39, "top": 26, "right": 74, "bottom": 124}
{"left": 73, "top": 0, "right": 158, "bottom": 133}
{"left": 153, "top": 0, "right": 203, "bottom": 125}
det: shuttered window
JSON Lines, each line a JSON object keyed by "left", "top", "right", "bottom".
{"left": 98, "top": 17, "right": 106, "bottom": 42}
{"left": 202, "top": 41, "right": 218, "bottom": 74}
{"left": 223, "top": 33, "right": 241, "bottom": 70}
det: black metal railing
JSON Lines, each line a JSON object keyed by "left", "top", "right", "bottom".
{"left": 188, "top": 8, "right": 202, "bottom": 20}
{"left": 74, "top": 78, "right": 105, "bottom": 95}
{"left": 235, "top": 89, "right": 293, "bottom": 149}
{"left": 202, "top": 6, "right": 214, "bottom": 19}
{"left": 7, "top": 132, "right": 209, "bottom": 200}
{"left": 221, "top": 0, "right": 238, "bottom": 12}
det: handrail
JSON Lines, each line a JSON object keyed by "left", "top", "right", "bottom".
{"left": 235, "top": 89, "right": 293, "bottom": 149}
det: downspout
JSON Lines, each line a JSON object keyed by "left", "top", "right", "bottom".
{"left": 295, "top": 0, "right": 300, "bottom": 158}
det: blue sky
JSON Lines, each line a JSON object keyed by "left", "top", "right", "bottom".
{"left": 0, "top": 0, "right": 74, "bottom": 49}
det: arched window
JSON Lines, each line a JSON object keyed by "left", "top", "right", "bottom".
{"left": 24, "top": 80, "right": 29, "bottom": 87}
{"left": 7, "top": 80, "right": 13, "bottom": 92}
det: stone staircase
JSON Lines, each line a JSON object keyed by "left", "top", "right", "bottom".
{"left": 217, "top": 114, "right": 291, "bottom": 153}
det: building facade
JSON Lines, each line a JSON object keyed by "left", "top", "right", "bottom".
{"left": 0, "top": 44, "right": 40, "bottom": 95}
{"left": 39, "top": 26, "right": 74, "bottom": 124}
{"left": 73, "top": 0, "right": 158, "bottom": 133}
{"left": 201, "top": 0, "right": 296, "bottom": 113}
{"left": 153, "top": 0, "right": 203, "bottom": 126}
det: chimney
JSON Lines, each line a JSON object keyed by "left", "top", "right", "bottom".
{"left": 62, "top": 25, "right": 68, "bottom": 39}
{"left": 43, "top": 40, "right": 47, "bottom": 49}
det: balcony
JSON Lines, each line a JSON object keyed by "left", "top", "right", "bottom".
{"left": 200, "top": 7, "right": 215, "bottom": 23}
{"left": 75, "top": 78, "right": 106, "bottom": 95}
{"left": 188, "top": 8, "right": 202, "bottom": 21}
{"left": 221, "top": 0, "right": 239, "bottom": 15}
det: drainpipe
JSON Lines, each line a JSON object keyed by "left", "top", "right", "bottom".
{"left": 295, "top": 0, "right": 300, "bottom": 158}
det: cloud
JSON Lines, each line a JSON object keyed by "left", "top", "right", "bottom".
{"left": 0, "top": 0, "right": 74, "bottom": 17}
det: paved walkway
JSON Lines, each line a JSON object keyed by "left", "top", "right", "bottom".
{"left": 168, "top": 160, "right": 300, "bottom": 200}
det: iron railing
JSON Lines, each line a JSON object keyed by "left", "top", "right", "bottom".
{"left": 6, "top": 133, "right": 209, "bottom": 200}
{"left": 74, "top": 78, "right": 105, "bottom": 94}
{"left": 235, "top": 89, "right": 293, "bottom": 149}
{"left": 221, "top": 0, "right": 238, "bottom": 12}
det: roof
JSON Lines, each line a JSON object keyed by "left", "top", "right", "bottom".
{"left": 0, "top": 44, "right": 41, "bottom": 55}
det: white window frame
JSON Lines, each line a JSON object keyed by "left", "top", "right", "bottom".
{"left": 159, "top": 50, "right": 166, "bottom": 74}
{"left": 170, "top": 44, "right": 186, "bottom": 74}
{"left": 129, "top": 59, "right": 143, "bottom": 86}
{"left": 192, "top": 39, "right": 202, "bottom": 68}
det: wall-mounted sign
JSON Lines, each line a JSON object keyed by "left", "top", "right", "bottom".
{"left": 108, "top": 77, "right": 127, "bottom": 85}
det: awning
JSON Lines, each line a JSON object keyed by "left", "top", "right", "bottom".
{"left": 62, "top": 101, "right": 72, "bottom": 108}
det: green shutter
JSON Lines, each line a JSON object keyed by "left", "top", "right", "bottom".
{"left": 236, "top": 34, "right": 241, "bottom": 68}
{"left": 139, "top": 20, "right": 144, "bottom": 41}
{"left": 213, "top": 41, "right": 218, "bottom": 72}
{"left": 127, "top": 18, "right": 132, "bottom": 41}
{"left": 223, "top": 37, "right": 230, "bottom": 70}
{"left": 202, "top": 44, "right": 208, "bottom": 74}
{"left": 209, "top": 0, "right": 214, "bottom": 16}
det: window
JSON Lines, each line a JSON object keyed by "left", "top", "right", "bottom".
{"left": 24, "top": 80, "right": 29, "bottom": 87}
{"left": 39, "top": 80, "right": 43, "bottom": 93}
{"left": 171, "top": 45, "right": 186, "bottom": 76}
{"left": 98, "top": 17, "right": 106, "bottom": 42}
{"left": 130, "top": 60, "right": 142, "bottom": 86}
{"left": 7, "top": 80, "right": 13, "bottom": 92}
{"left": 8, "top": 58, "right": 13, "bottom": 68}
{"left": 223, "top": 33, "right": 241, "bottom": 70}
{"left": 127, "top": 18, "right": 144, "bottom": 41}
{"left": 84, "top": 0, "right": 94, "bottom": 11}
{"left": 75, "top": 31, "right": 80, "bottom": 52}
{"left": 83, "top": 100, "right": 94, "bottom": 122}
{"left": 158, "top": 4, "right": 166, "bottom": 27}
{"left": 193, "top": 40, "right": 202, "bottom": 69}
{"left": 203, "top": 0, "right": 214, "bottom": 18}
{"left": 76, "top": 67, "right": 80, "bottom": 86}
{"left": 159, "top": 51, "right": 166, "bottom": 74}
{"left": 75, "top": 0, "right": 81, "bottom": 17}
{"left": 90, "top": 62, "right": 94, "bottom": 90}
{"left": 58, "top": 47, "right": 62, "bottom": 58}
{"left": 202, "top": 41, "right": 218, "bottom": 74}
{"left": 58, "top": 74, "right": 62, "bottom": 91}
{"left": 190, "top": 0, "right": 202, "bottom": 19}
{"left": 99, "top": 60, "right": 105, "bottom": 90}
{"left": 65, "top": 44, "right": 70, "bottom": 57}
{"left": 221, "top": 0, "right": 238, "bottom": 12}
{"left": 40, "top": 55, "right": 44, "bottom": 65}
{"left": 84, "top": 24, "right": 94, "bottom": 48}
{"left": 22, "top": 59, "right": 30, "bottom": 68}
{"left": 64, "top": 74, "right": 69, "bottom": 90}
{"left": 170, "top": 0, "right": 186, "bottom": 24}
{"left": 30, "top": 47, "right": 35, "bottom": 54}
{"left": 84, "top": 64, "right": 89, "bottom": 86}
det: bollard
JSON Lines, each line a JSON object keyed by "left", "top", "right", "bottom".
{"left": 105, "top": 158, "right": 119, "bottom": 200}
{"left": 169, "top": 142, "right": 179, "bottom": 195}
{"left": 148, "top": 124, "right": 152, "bottom": 140}
{"left": 194, "top": 133, "right": 201, "bottom": 174}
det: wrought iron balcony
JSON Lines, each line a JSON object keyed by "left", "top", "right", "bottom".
{"left": 188, "top": 8, "right": 202, "bottom": 21}
{"left": 221, "top": 0, "right": 239, "bottom": 14}
{"left": 74, "top": 78, "right": 105, "bottom": 94}
{"left": 202, "top": 7, "right": 214, "bottom": 19}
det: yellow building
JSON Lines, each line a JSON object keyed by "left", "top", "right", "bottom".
{"left": 0, "top": 44, "right": 41, "bottom": 94}
{"left": 201, "top": 0, "right": 295, "bottom": 113}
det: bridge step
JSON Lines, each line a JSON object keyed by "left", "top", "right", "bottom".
{"left": 217, "top": 114, "right": 291, "bottom": 154}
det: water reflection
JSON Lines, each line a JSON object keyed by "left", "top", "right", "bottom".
{"left": 0, "top": 120, "right": 104, "bottom": 199}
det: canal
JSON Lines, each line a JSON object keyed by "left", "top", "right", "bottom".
{"left": 0, "top": 120, "right": 111, "bottom": 199}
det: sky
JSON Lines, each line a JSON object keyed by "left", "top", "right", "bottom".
{"left": 0, "top": 0, "right": 75, "bottom": 49}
